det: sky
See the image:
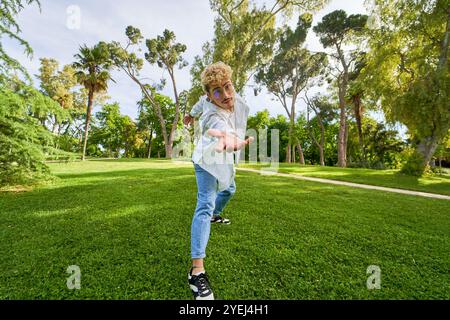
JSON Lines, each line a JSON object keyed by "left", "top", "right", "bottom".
{"left": 5, "top": 0, "right": 405, "bottom": 134}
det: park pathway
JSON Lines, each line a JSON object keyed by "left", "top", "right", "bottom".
{"left": 236, "top": 167, "right": 450, "bottom": 201}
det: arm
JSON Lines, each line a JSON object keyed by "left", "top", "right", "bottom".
{"left": 207, "top": 129, "right": 254, "bottom": 152}
{"left": 189, "top": 96, "right": 206, "bottom": 118}
{"left": 184, "top": 96, "right": 206, "bottom": 126}
{"left": 204, "top": 113, "right": 253, "bottom": 152}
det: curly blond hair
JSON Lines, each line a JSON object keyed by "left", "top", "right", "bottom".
{"left": 200, "top": 62, "right": 233, "bottom": 93}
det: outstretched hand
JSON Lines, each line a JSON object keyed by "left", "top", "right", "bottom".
{"left": 207, "top": 129, "right": 254, "bottom": 152}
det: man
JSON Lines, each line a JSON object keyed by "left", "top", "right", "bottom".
{"left": 186, "top": 62, "right": 253, "bottom": 300}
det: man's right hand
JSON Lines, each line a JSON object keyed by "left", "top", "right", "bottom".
{"left": 207, "top": 129, "right": 254, "bottom": 152}
{"left": 183, "top": 115, "right": 194, "bottom": 126}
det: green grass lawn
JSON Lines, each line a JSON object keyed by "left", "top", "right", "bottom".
{"left": 0, "top": 159, "right": 449, "bottom": 299}
{"left": 239, "top": 163, "right": 450, "bottom": 196}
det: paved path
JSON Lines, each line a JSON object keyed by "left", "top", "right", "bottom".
{"left": 236, "top": 167, "right": 450, "bottom": 201}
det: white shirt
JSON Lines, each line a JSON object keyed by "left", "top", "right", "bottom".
{"left": 190, "top": 94, "right": 250, "bottom": 191}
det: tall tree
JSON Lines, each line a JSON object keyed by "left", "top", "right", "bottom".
{"left": 362, "top": 0, "right": 450, "bottom": 175}
{"left": 145, "top": 29, "right": 187, "bottom": 158}
{"left": 293, "top": 112, "right": 309, "bottom": 164}
{"left": 137, "top": 92, "right": 176, "bottom": 159}
{"left": 72, "top": 42, "right": 113, "bottom": 161}
{"left": 0, "top": 82, "right": 66, "bottom": 186}
{"left": 347, "top": 117, "right": 405, "bottom": 169}
{"left": 313, "top": 10, "right": 368, "bottom": 167}
{"left": 346, "top": 52, "right": 368, "bottom": 162}
{"left": 92, "top": 102, "right": 124, "bottom": 158}
{"left": 304, "top": 94, "right": 337, "bottom": 166}
{"left": 256, "top": 14, "right": 327, "bottom": 163}
{"left": 434, "top": 130, "right": 450, "bottom": 169}
{"left": 209, "top": 0, "right": 329, "bottom": 93}
{"left": 108, "top": 26, "right": 185, "bottom": 158}
{"left": 36, "top": 58, "right": 78, "bottom": 134}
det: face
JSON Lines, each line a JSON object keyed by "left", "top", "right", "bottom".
{"left": 207, "top": 79, "right": 235, "bottom": 110}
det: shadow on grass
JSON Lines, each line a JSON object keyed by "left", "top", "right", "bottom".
{"left": 88, "top": 158, "right": 174, "bottom": 163}
{"left": 53, "top": 165, "right": 194, "bottom": 180}
{"left": 1, "top": 164, "right": 449, "bottom": 299}
{"left": 0, "top": 166, "right": 199, "bottom": 299}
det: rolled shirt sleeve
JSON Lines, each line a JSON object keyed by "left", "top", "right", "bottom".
{"left": 189, "top": 95, "right": 207, "bottom": 118}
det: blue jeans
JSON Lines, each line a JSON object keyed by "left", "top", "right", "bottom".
{"left": 191, "top": 163, "right": 236, "bottom": 259}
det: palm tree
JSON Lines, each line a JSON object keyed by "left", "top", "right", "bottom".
{"left": 73, "top": 42, "right": 113, "bottom": 160}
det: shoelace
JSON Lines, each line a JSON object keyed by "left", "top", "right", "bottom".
{"left": 196, "top": 274, "right": 209, "bottom": 292}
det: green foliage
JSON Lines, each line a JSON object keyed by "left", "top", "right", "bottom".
{"left": 256, "top": 14, "right": 327, "bottom": 103}
{"left": 109, "top": 27, "right": 186, "bottom": 157}
{"left": 268, "top": 114, "right": 290, "bottom": 162}
{"left": 37, "top": 58, "right": 78, "bottom": 110}
{"left": 0, "top": 0, "right": 40, "bottom": 80}
{"left": 313, "top": 9, "right": 368, "bottom": 167}
{"left": 313, "top": 10, "right": 368, "bottom": 48}
{"left": 72, "top": 42, "right": 113, "bottom": 95}
{"left": 399, "top": 148, "right": 430, "bottom": 176}
{"left": 255, "top": 14, "right": 327, "bottom": 163}
{"left": 187, "top": 42, "right": 214, "bottom": 108}
{"left": 0, "top": 83, "right": 65, "bottom": 186}
{"left": 145, "top": 29, "right": 188, "bottom": 71}
{"left": 136, "top": 93, "right": 178, "bottom": 158}
{"left": 90, "top": 103, "right": 143, "bottom": 158}
{"left": 362, "top": 0, "right": 450, "bottom": 173}
{"left": 304, "top": 116, "right": 339, "bottom": 165}
{"left": 434, "top": 130, "right": 450, "bottom": 164}
{"left": 347, "top": 118, "right": 405, "bottom": 169}
{"left": 304, "top": 95, "right": 338, "bottom": 165}
{"left": 72, "top": 42, "right": 114, "bottom": 160}
{"left": 209, "top": 0, "right": 329, "bottom": 93}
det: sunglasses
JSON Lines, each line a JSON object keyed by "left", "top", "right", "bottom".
{"left": 211, "top": 82, "right": 234, "bottom": 100}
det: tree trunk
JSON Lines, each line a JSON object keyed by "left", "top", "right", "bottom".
{"left": 406, "top": 6, "right": 449, "bottom": 174}
{"left": 353, "top": 95, "right": 365, "bottom": 160}
{"left": 344, "top": 114, "right": 349, "bottom": 163}
{"left": 297, "top": 143, "right": 305, "bottom": 165}
{"left": 417, "top": 135, "right": 440, "bottom": 168}
{"left": 336, "top": 45, "right": 349, "bottom": 168}
{"left": 319, "top": 145, "right": 325, "bottom": 166}
{"left": 133, "top": 78, "right": 171, "bottom": 159}
{"left": 337, "top": 84, "right": 347, "bottom": 167}
{"left": 320, "top": 125, "right": 325, "bottom": 167}
{"left": 287, "top": 76, "right": 300, "bottom": 165}
{"left": 147, "top": 129, "right": 153, "bottom": 159}
{"left": 286, "top": 143, "right": 291, "bottom": 163}
{"left": 165, "top": 143, "right": 173, "bottom": 159}
{"left": 292, "top": 145, "right": 296, "bottom": 163}
{"left": 81, "top": 90, "right": 94, "bottom": 161}
{"left": 287, "top": 113, "right": 293, "bottom": 163}
{"left": 52, "top": 114, "right": 59, "bottom": 135}
{"left": 168, "top": 69, "right": 181, "bottom": 160}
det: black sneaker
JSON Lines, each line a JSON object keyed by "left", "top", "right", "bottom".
{"left": 188, "top": 269, "right": 214, "bottom": 300}
{"left": 211, "top": 215, "right": 231, "bottom": 224}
